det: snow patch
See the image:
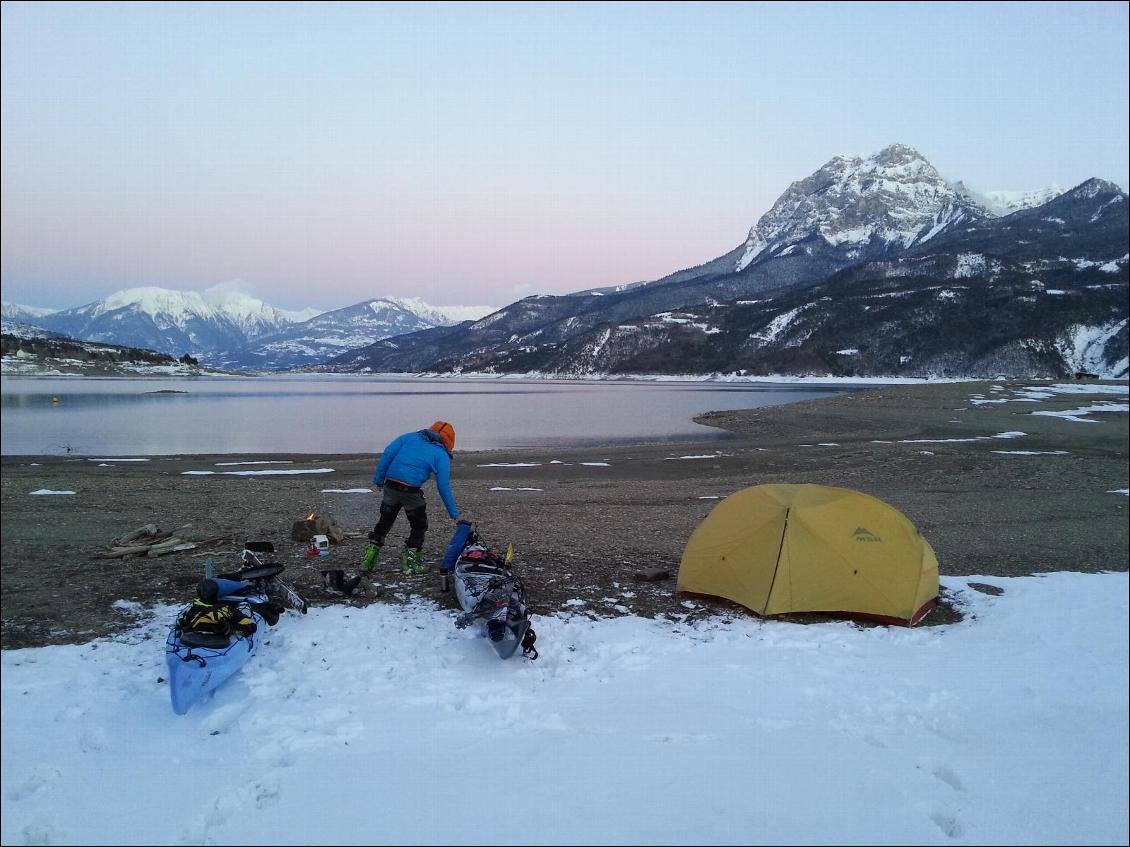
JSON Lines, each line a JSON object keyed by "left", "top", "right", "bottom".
{"left": 181, "top": 468, "right": 335, "bottom": 476}
{"left": 214, "top": 460, "right": 294, "bottom": 467}
{"left": 750, "top": 306, "right": 804, "bottom": 346}
{"left": 953, "top": 253, "right": 988, "bottom": 278}
{"left": 1056, "top": 320, "right": 1127, "bottom": 379}
{"left": 992, "top": 450, "right": 1070, "bottom": 456}
{"left": 1032, "top": 403, "right": 1128, "bottom": 423}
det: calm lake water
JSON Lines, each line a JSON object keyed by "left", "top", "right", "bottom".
{"left": 0, "top": 375, "right": 860, "bottom": 456}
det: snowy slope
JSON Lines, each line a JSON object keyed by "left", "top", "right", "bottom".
{"left": 0, "top": 572, "right": 1126, "bottom": 844}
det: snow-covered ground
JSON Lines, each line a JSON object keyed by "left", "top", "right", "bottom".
{"left": 2, "top": 573, "right": 1126, "bottom": 846}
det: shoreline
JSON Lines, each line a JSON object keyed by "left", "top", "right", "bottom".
{"left": 2, "top": 362, "right": 1066, "bottom": 383}
{"left": 2, "top": 379, "right": 1126, "bottom": 649}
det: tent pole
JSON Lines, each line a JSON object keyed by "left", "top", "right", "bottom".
{"left": 764, "top": 506, "right": 790, "bottom": 615}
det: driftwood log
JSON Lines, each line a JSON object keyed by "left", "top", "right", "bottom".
{"left": 111, "top": 523, "right": 160, "bottom": 547}
{"left": 103, "top": 523, "right": 199, "bottom": 559}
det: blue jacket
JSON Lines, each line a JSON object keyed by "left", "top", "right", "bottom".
{"left": 373, "top": 430, "right": 460, "bottom": 519}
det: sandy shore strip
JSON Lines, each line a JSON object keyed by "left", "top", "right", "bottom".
{"left": 2, "top": 379, "right": 1126, "bottom": 648}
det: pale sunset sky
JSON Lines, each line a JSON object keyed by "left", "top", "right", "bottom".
{"left": 2, "top": 1, "right": 1127, "bottom": 311}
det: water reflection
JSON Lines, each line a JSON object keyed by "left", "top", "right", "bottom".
{"left": 1, "top": 375, "right": 857, "bottom": 456}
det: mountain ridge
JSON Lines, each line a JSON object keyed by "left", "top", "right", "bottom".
{"left": 324, "top": 144, "right": 1128, "bottom": 380}
{"left": 4, "top": 291, "right": 496, "bottom": 370}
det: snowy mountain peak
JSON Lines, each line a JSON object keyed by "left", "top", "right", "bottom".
{"left": 360, "top": 297, "right": 446, "bottom": 325}
{"left": 199, "top": 285, "right": 297, "bottom": 336}
{"left": 367, "top": 297, "right": 428, "bottom": 318}
{"left": 78, "top": 285, "right": 294, "bottom": 339}
{"left": 979, "top": 185, "right": 1064, "bottom": 216}
{"left": 1, "top": 301, "right": 56, "bottom": 321}
{"left": 98, "top": 287, "right": 217, "bottom": 323}
{"left": 1062, "top": 177, "right": 1126, "bottom": 200}
{"left": 385, "top": 296, "right": 496, "bottom": 325}
{"left": 872, "top": 142, "right": 929, "bottom": 167}
{"left": 212, "top": 295, "right": 495, "bottom": 370}
{"left": 736, "top": 144, "right": 985, "bottom": 271}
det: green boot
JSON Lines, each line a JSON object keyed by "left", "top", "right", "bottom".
{"left": 405, "top": 547, "right": 428, "bottom": 575}
{"left": 400, "top": 547, "right": 414, "bottom": 575}
{"left": 361, "top": 543, "right": 381, "bottom": 573}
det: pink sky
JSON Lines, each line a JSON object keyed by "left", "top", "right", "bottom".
{"left": 2, "top": 3, "right": 1127, "bottom": 311}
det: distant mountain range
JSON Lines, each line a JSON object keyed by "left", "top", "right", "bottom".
{"left": 5, "top": 143, "right": 1126, "bottom": 380}
{"left": 1, "top": 289, "right": 496, "bottom": 370}
{"left": 323, "top": 144, "right": 1127, "bottom": 379}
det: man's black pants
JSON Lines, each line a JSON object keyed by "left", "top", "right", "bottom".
{"left": 370, "top": 482, "right": 428, "bottom": 549}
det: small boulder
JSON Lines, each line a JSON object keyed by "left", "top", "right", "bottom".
{"left": 292, "top": 514, "right": 345, "bottom": 543}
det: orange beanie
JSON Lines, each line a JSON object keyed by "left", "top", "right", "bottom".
{"left": 429, "top": 420, "right": 455, "bottom": 453}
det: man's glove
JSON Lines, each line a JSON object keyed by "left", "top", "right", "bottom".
{"left": 454, "top": 612, "right": 476, "bottom": 629}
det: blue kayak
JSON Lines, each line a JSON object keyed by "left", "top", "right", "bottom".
{"left": 164, "top": 553, "right": 309, "bottom": 714}
{"left": 165, "top": 565, "right": 305, "bottom": 715}
{"left": 165, "top": 600, "right": 265, "bottom": 716}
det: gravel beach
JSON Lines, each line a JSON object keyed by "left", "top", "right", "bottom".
{"left": 2, "top": 379, "right": 1126, "bottom": 649}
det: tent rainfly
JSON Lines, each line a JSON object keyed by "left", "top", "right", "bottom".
{"left": 677, "top": 484, "right": 938, "bottom": 626}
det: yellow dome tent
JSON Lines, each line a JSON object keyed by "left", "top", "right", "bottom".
{"left": 677, "top": 484, "right": 938, "bottom": 626}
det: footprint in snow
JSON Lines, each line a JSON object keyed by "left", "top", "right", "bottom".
{"left": 928, "top": 810, "right": 966, "bottom": 839}
{"left": 931, "top": 764, "right": 965, "bottom": 792}
{"left": 180, "top": 778, "right": 281, "bottom": 844}
{"left": 19, "top": 822, "right": 65, "bottom": 846}
{"left": 7, "top": 765, "right": 63, "bottom": 802}
{"left": 78, "top": 725, "right": 109, "bottom": 753}
{"left": 644, "top": 732, "right": 718, "bottom": 744}
{"left": 53, "top": 704, "right": 87, "bottom": 723}
{"left": 199, "top": 697, "right": 254, "bottom": 736}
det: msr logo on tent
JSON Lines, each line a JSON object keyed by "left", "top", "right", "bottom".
{"left": 853, "top": 527, "right": 882, "bottom": 542}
